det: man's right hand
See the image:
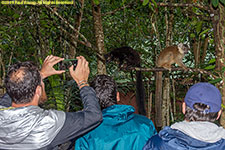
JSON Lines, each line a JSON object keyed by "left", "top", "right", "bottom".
{"left": 69, "top": 56, "right": 90, "bottom": 88}
{"left": 40, "top": 55, "right": 65, "bottom": 79}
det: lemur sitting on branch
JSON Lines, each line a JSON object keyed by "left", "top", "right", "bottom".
{"left": 104, "top": 46, "right": 146, "bottom": 116}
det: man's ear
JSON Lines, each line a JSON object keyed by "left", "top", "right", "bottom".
{"left": 216, "top": 110, "right": 222, "bottom": 120}
{"left": 182, "top": 102, "right": 186, "bottom": 114}
{"left": 116, "top": 92, "right": 120, "bottom": 102}
{"left": 39, "top": 81, "right": 47, "bottom": 104}
{"left": 35, "top": 85, "right": 42, "bottom": 99}
{"left": 30, "top": 85, "right": 42, "bottom": 106}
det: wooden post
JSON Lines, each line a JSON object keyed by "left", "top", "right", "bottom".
{"left": 155, "top": 72, "right": 163, "bottom": 129}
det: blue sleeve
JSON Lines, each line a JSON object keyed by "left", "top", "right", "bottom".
{"left": 50, "top": 86, "right": 102, "bottom": 147}
{"left": 143, "top": 134, "right": 162, "bottom": 150}
{"left": 149, "top": 120, "right": 157, "bottom": 136}
{"left": 0, "top": 93, "right": 12, "bottom": 107}
{"left": 75, "top": 136, "right": 89, "bottom": 150}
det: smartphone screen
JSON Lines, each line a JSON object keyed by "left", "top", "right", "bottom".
{"left": 58, "top": 59, "right": 78, "bottom": 70}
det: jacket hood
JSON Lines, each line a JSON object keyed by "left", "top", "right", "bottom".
{"left": 0, "top": 105, "right": 65, "bottom": 149}
{"left": 0, "top": 106, "right": 42, "bottom": 143}
{"left": 158, "top": 126, "right": 225, "bottom": 149}
{"left": 102, "top": 105, "right": 134, "bottom": 125}
{"left": 171, "top": 121, "right": 225, "bottom": 143}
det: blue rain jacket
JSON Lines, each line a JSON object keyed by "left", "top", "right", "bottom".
{"left": 75, "top": 104, "right": 157, "bottom": 150}
{"left": 143, "top": 126, "right": 225, "bottom": 150}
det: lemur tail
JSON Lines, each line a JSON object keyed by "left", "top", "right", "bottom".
{"left": 136, "top": 70, "right": 146, "bottom": 116}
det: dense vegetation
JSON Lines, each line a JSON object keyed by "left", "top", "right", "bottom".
{"left": 0, "top": 0, "right": 224, "bottom": 128}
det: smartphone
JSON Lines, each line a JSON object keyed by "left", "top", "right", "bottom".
{"left": 58, "top": 59, "right": 78, "bottom": 70}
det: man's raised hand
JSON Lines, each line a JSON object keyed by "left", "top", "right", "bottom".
{"left": 69, "top": 56, "right": 90, "bottom": 89}
{"left": 40, "top": 55, "right": 65, "bottom": 79}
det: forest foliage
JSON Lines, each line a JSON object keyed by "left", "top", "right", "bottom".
{"left": 0, "top": 0, "right": 224, "bottom": 127}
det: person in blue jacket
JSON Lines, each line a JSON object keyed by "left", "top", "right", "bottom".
{"left": 75, "top": 74, "right": 157, "bottom": 150}
{"left": 143, "top": 82, "right": 225, "bottom": 150}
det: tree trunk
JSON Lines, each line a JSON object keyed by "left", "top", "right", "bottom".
{"left": 0, "top": 49, "right": 5, "bottom": 96}
{"left": 69, "top": 0, "right": 85, "bottom": 59}
{"left": 155, "top": 72, "right": 163, "bottom": 129}
{"left": 172, "top": 79, "right": 176, "bottom": 121}
{"left": 92, "top": 1, "right": 106, "bottom": 74}
{"left": 210, "top": 4, "right": 225, "bottom": 127}
{"left": 193, "top": 38, "right": 201, "bottom": 67}
{"left": 162, "top": 77, "right": 170, "bottom": 127}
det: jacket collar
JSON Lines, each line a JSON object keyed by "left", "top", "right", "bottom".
{"left": 102, "top": 105, "right": 135, "bottom": 124}
{"left": 171, "top": 121, "right": 225, "bottom": 143}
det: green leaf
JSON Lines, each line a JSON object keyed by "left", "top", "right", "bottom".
{"left": 122, "top": 0, "right": 126, "bottom": 6}
{"left": 204, "top": 65, "right": 215, "bottom": 70}
{"left": 48, "top": 76, "right": 65, "bottom": 111}
{"left": 212, "top": 0, "right": 219, "bottom": 7}
{"left": 148, "top": 2, "right": 154, "bottom": 11}
{"left": 199, "top": 29, "right": 210, "bottom": 37}
{"left": 190, "top": 33, "right": 195, "bottom": 38}
{"left": 143, "top": 0, "right": 149, "bottom": 6}
{"left": 13, "top": 13, "right": 20, "bottom": 19}
{"left": 208, "top": 58, "right": 216, "bottom": 64}
{"left": 93, "top": 0, "right": 100, "bottom": 5}
{"left": 221, "top": 104, "right": 225, "bottom": 109}
{"left": 220, "top": 0, "right": 225, "bottom": 5}
{"left": 222, "top": 66, "right": 225, "bottom": 72}
{"left": 191, "top": 20, "right": 197, "bottom": 26}
{"left": 196, "top": 21, "right": 203, "bottom": 34}
{"left": 151, "top": 0, "right": 157, "bottom": 8}
{"left": 209, "top": 78, "right": 222, "bottom": 84}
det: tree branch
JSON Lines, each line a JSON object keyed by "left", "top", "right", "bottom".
{"left": 124, "top": 67, "right": 217, "bottom": 78}
{"left": 44, "top": 5, "right": 92, "bottom": 48}
{"left": 102, "top": 3, "right": 133, "bottom": 16}
{"left": 156, "top": 2, "right": 209, "bottom": 12}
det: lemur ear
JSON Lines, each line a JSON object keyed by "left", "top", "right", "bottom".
{"left": 178, "top": 43, "right": 183, "bottom": 48}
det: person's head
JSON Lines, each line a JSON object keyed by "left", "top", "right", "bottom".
{"left": 182, "top": 82, "right": 222, "bottom": 122}
{"left": 4, "top": 61, "right": 45, "bottom": 105}
{"left": 90, "top": 74, "right": 118, "bottom": 110}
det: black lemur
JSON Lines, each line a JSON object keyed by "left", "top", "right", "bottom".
{"left": 104, "top": 46, "right": 146, "bottom": 116}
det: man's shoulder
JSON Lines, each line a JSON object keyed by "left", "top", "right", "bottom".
{"left": 133, "top": 114, "right": 154, "bottom": 125}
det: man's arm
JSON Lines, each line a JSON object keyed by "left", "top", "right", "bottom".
{"left": 50, "top": 86, "right": 102, "bottom": 147}
{"left": 0, "top": 93, "right": 12, "bottom": 107}
{"left": 40, "top": 56, "right": 102, "bottom": 148}
{"left": 50, "top": 56, "right": 102, "bottom": 146}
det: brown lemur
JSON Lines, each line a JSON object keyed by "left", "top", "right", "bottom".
{"left": 104, "top": 46, "right": 146, "bottom": 116}
{"left": 156, "top": 43, "right": 189, "bottom": 70}
{"left": 155, "top": 43, "right": 189, "bottom": 90}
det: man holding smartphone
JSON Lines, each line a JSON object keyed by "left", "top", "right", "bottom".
{"left": 0, "top": 55, "right": 102, "bottom": 150}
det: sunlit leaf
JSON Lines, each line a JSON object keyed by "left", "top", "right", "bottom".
{"left": 93, "top": 0, "right": 100, "bottom": 5}
{"left": 13, "top": 13, "right": 20, "bottom": 19}
{"left": 222, "top": 66, "right": 225, "bottom": 72}
{"left": 151, "top": 0, "right": 157, "bottom": 7}
{"left": 209, "top": 78, "right": 222, "bottom": 84}
{"left": 143, "top": 0, "right": 149, "bottom": 6}
{"left": 196, "top": 21, "right": 203, "bottom": 34}
{"left": 221, "top": 104, "right": 225, "bottom": 109}
{"left": 212, "top": 0, "right": 219, "bottom": 7}
{"left": 191, "top": 20, "right": 197, "bottom": 26}
{"left": 190, "top": 33, "right": 195, "bottom": 38}
{"left": 208, "top": 58, "right": 216, "bottom": 64}
{"left": 220, "top": 0, "right": 225, "bottom": 5}
{"left": 204, "top": 65, "right": 215, "bottom": 70}
{"left": 199, "top": 29, "right": 210, "bottom": 37}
